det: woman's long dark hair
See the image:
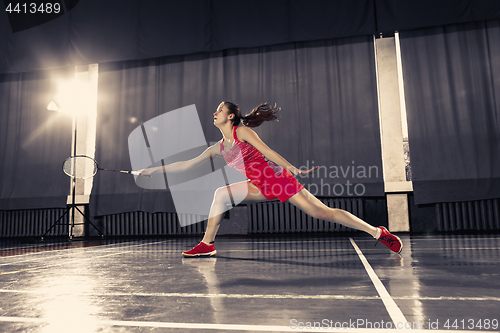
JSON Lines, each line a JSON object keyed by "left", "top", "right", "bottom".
{"left": 224, "top": 102, "right": 279, "bottom": 128}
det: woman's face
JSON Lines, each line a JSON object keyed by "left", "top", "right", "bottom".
{"left": 213, "top": 102, "right": 233, "bottom": 127}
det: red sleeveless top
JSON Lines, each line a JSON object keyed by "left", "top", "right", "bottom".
{"left": 220, "top": 126, "right": 304, "bottom": 202}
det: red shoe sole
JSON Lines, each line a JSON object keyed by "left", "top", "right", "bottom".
{"left": 182, "top": 250, "right": 217, "bottom": 257}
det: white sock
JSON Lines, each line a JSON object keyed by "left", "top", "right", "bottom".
{"left": 374, "top": 227, "right": 381, "bottom": 239}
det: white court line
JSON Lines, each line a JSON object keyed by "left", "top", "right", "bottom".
{"left": 0, "top": 316, "right": 493, "bottom": 332}
{"left": 405, "top": 236, "right": 500, "bottom": 240}
{"left": 0, "top": 251, "right": 133, "bottom": 276}
{"left": 0, "top": 239, "right": 173, "bottom": 265}
{"left": 349, "top": 238, "right": 409, "bottom": 328}
{"left": 3, "top": 245, "right": 496, "bottom": 267}
{"left": 0, "top": 289, "right": 381, "bottom": 300}
{"left": 0, "top": 243, "right": 46, "bottom": 251}
{"left": 0, "top": 239, "right": 175, "bottom": 275}
{"left": 1, "top": 289, "right": 499, "bottom": 302}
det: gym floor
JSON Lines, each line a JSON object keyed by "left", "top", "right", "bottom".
{"left": 0, "top": 234, "right": 499, "bottom": 332}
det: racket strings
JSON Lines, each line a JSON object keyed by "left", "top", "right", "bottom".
{"left": 63, "top": 156, "right": 98, "bottom": 179}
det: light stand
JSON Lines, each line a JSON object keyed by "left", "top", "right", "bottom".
{"left": 41, "top": 102, "right": 103, "bottom": 240}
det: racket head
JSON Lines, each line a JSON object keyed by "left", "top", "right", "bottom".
{"left": 62, "top": 155, "right": 98, "bottom": 179}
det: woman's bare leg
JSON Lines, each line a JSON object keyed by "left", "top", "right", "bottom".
{"left": 201, "top": 181, "right": 267, "bottom": 244}
{"left": 288, "top": 189, "right": 378, "bottom": 237}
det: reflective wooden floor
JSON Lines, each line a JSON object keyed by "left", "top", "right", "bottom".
{"left": 0, "top": 234, "right": 499, "bottom": 332}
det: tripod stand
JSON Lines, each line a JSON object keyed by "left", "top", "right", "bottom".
{"left": 41, "top": 172, "right": 103, "bottom": 240}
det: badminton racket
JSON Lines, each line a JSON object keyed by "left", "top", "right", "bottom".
{"left": 62, "top": 155, "right": 140, "bottom": 179}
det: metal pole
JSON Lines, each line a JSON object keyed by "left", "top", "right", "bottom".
{"left": 70, "top": 113, "right": 77, "bottom": 239}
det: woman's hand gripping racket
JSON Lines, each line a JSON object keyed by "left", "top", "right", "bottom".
{"left": 62, "top": 155, "right": 140, "bottom": 179}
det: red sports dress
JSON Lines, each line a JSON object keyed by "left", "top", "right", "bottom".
{"left": 220, "top": 126, "right": 304, "bottom": 202}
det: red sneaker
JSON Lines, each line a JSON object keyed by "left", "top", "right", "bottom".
{"left": 376, "top": 227, "right": 403, "bottom": 254}
{"left": 182, "top": 242, "right": 217, "bottom": 257}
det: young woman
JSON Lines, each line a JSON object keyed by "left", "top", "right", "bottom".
{"left": 139, "top": 102, "right": 403, "bottom": 256}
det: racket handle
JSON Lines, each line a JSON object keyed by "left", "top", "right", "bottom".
{"left": 130, "top": 171, "right": 140, "bottom": 176}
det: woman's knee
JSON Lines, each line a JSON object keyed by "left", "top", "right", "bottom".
{"left": 213, "top": 186, "right": 231, "bottom": 205}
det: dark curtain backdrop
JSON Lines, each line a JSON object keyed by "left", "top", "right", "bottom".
{"left": 0, "top": 69, "right": 73, "bottom": 209}
{"left": 376, "top": 0, "right": 500, "bottom": 33}
{"left": 2, "top": 0, "right": 500, "bottom": 74}
{"left": 91, "top": 36, "right": 383, "bottom": 216}
{"left": 400, "top": 19, "right": 500, "bottom": 204}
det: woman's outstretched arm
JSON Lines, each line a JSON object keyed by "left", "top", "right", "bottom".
{"left": 236, "top": 127, "right": 316, "bottom": 176}
{"left": 138, "top": 141, "right": 221, "bottom": 176}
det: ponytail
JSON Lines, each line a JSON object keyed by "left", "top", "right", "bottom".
{"left": 224, "top": 101, "right": 279, "bottom": 128}
{"left": 241, "top": 103, "right": 279, "bottom": 128}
